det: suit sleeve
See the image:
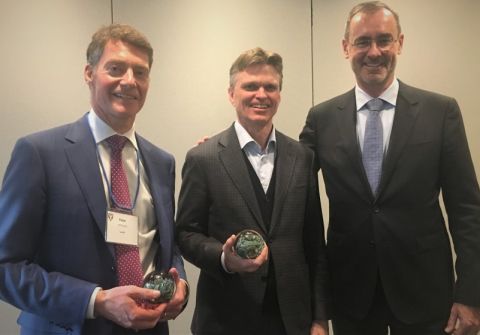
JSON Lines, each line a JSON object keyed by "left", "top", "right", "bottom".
{"left": 303, "top": 150, "right": 331, "bottom": 320}
{"left": 299, "top": 107, "right": 321, "bottom": 171}
{"left": 176, "top": 150, "right": 225, "bottom": 282}
{"left": 440, "top": 99, "right": 480, "bottom": 307}
{"left": 0, "top": 137, "right": 96, "bottom": 325}
{"left": 168, "top": 159, "right": 187, "bottom": 281}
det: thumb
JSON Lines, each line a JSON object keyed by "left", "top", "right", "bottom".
{"left": 168, "top": 267, "right": 180, "bottom": 283}
{"left": 223, "top": 235, "right": 236, "bottom": 253}
{"left": 444, "top": 307, "right": 458, "bottom": 333}
{"left": 130, "top": 286, "right": 162, "bottom": 301}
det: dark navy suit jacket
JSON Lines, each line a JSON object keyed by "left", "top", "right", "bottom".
{"left": 300, "top": 81, "right": 480, "bottom": 323}
{"left": 0, "top": 114, "right": 185, "bottom": 334}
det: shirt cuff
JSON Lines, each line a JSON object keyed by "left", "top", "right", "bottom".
{"left": 179, "top": 279, "right": 190, "bottom": 311}
{"left": 86, "top": 287, "right": 102, "bottom": 319}
{"left": 221, "top": 251, "right": 235, "bottom": 274}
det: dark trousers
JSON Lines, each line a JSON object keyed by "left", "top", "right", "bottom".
{"left": 261, "top": 267, "right": 287, "bottom": 335}
{"left": 332, "top": 280, "right": 448, "bottom": 335}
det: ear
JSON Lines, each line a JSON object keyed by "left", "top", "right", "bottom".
{"left": 84, "top": 64, "right": 94, "bottom": 85}
{"left": 397, "top": 33, "right": 404, "bottom": 55}
{"left": 342, "top": 39, "right": 350, "bottom": 59}
{"left": 227, "top": 86, "right": 235, "bottom": 105}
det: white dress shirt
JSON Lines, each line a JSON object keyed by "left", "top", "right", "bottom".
{"left": 356, "top": 78, "right": 399, "bottom": 153}
{"left": 234, "top": 121, "right": 276, "bottom": 193}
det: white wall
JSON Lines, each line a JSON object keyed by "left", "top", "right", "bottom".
{"left": 0, "top": 1, "right": 110, "bottom": 333}
{"left": 0, "top": 1, "right": 479, "bottom": 334}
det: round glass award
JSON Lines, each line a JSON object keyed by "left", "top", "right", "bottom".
{"left": 143, "top": 271, "right": 176, "bottom": 304}
{"left": 234, "top": 229, "right": 265, "bottom": 259}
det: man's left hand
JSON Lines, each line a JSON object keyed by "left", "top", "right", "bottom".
{"left": 311, "top": 320, "right": 329, "bottom": 335}
{"left": 160, "top": 268, "right": 188, "bottom": 322}
{"left": 445, "top": 303, "right": 480, "bottom": 335}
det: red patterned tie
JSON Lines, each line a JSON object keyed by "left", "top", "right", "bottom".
{"left": 106, "top": 135, "right": 144, "bottom": 287}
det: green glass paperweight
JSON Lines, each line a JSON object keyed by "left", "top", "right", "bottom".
{"left": 234, "top": 229, "right": 265, "bottom": 259}
{"left": 143, "top": 271, "right": 176, "bottom": 304}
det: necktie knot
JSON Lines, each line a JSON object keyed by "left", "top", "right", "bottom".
{"left": 366, "top": 98, "right": 384, "bottom": 112}
{"left": 106, "top": 135, "right": 128, "bottom": 154}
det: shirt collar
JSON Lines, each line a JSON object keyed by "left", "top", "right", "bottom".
{"left": 87, "top": 109, "right": 138, "bottom": 150}
{"left": 355, "top": 78, "right": 399, "bottom": 111}
{"left": 234, "top": 121, "right": 276, "bottom": 153}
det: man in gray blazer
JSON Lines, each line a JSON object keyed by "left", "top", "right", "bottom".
{"left": 176, "top": 47, "right": 330, "bottom": 335}
{"left": 300, "top": 2, "right": 480, "bottom": 335}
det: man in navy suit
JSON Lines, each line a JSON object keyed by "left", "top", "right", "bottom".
{"left": 0, "top": 24, "right": 188, "bottom": 334}
{"left": 300, "top": 2, "right": 480, "bottom": 335}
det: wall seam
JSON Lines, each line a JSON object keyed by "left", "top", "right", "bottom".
{"left": 110, "top": 0, "right": 114, "bottom": 24}
{"left": 310, "top": 0, "right": 315, "bottom": 107}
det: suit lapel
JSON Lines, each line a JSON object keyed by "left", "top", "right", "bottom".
{"left": 270, "top": 132, "right": 296, "bottom": 234}
{"left": 64, "top": 115, "right": 111, "bottom": 254}
{"left": 377, "top": 83, "right": 420, "bottom": 197}
{"left": 335, "top": 91, "right": 373, "bottom": 201}
{"left": 218, "top": 126, "right": 266, "bottom": 233}
{"left": 137, "top": 136, "right": 173, "bottom": 271}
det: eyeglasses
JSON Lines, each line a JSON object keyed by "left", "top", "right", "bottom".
{"left": 351, "top": 36, "right": 397, "bottom": 51}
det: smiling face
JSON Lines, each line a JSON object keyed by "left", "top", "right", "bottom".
{"left": 228, "top": 63, "right": 281, "bottom": 131}
{"left": 342, "top": 8, "right": 403, "bottom": 97}
{"left": 84, "top": 39, "right": 150, "bottom": 133}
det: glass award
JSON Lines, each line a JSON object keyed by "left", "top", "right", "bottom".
{"left": 234, "top": 229, "right": 265, "bottom": 259}
{"left": 143, "top": 271, "right": 176, "bottom": 303}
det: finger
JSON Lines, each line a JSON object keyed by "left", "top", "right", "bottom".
{"left": 168, "top": 267, "right": 180, "bottom": 283}
{"left": 258, "top": 243, "right": 269, "bottom": 262}
{"left": 128, "top": 286, "right": 162, "bottom": 302}
{"left": 223, "top": 235, "right": 236, "bottom": 253}
{"left": 195, "top": 135, "right": 210, "bottom": 146}
{"left": 445, "top": 310, "right": 458, "bottom": 333}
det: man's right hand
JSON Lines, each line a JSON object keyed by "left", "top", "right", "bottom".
{"left": 222, "top": 234, "right": 269, "bottom": 273}
{"left": 94, "top": 286, "right": 167, "bottom": 330}
{"left": 196, "top": 135, "right": 210, "bottom": 146}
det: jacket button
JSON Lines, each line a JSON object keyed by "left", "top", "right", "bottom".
{"left": 373, "top": 207, "right": 380, "bottom": 214}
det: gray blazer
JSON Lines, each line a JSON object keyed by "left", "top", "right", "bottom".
{"left": 176, "top": 124, "right": 329, "bottom": 335}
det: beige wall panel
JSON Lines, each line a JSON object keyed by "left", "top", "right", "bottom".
{"left": 0, "top": 0, "right": 112, "bottom": 333}
{"left": 112, "top": 0, "right": 312, "bottom": 161}
{"left": 312, "top": 0, "right": 480, "bottom": 231}
{"left": 113, "top": 1, "right": 312, "bottom": 334}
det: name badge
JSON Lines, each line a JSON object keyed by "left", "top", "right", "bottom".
{"left": 105, "top": 210, "right": 139, "bottom": 246}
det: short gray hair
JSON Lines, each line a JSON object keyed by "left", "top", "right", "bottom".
{"left": 229, "top": 47, "right": 283, "bottom": 90}
{"left": 86, "top": 23, "right": 153, "bottom": 68}
{"left": 344, "top": 1, "right": 401, "bottom": 40}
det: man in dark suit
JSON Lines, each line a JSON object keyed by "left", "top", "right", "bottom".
{"left": 0, "top": 24, "right": 188, "bottom": 334}
{"left": 300, "top": 2, "right": 480, "bottom": 335}
{"left": 176, "top": 47, "right": 330, "bottom": 335}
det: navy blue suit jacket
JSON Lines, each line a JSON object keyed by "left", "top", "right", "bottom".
{"left": 0, "top": 114, "right": 185, "bottom": 334}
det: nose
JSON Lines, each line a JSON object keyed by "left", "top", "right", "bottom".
{"left": 120, "top": 68, "right": 136, "bottom": 86}
{"left": 366, "top": 41, "right": 382, "bottom": 57}
{"left": 255, "top": 86, "right": 267, "bottom": 98}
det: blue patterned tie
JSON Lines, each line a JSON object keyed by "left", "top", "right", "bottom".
{"left": 362, "top": 98, "right": 384, "bottom": 195}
